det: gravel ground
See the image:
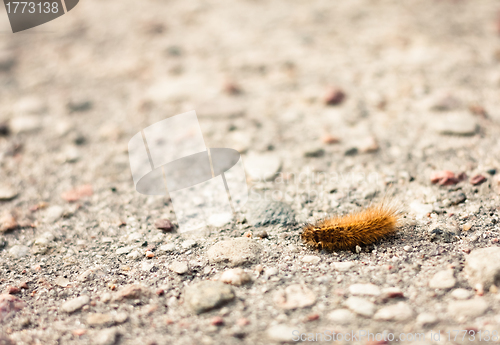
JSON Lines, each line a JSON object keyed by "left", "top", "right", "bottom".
{"left": 2, "top": 0, "right": 500, "bottom": 344}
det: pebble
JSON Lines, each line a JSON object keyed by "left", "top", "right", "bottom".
{"left": 429, "top": 270, "right": 456, "bottom": 289}
{"left": 207, "top": 238, "right": 262, "bottom": 266}
{"left": 247, "top": 200, "right": 296, "bottom": 227}
{"left": 141, "top": 261, "right": 155, "bottom": 272}
{"left": 433, "top": 112, "right": 478, "bottom": 136}
{"left": 0, "top": 212, "right": 17, "bottom": 232}
{"left": 169, "top": 261, "right": 189, "bottom": 274}
{"left": 101, "top": 293, "right": 112, "bottom": 303}
{"left": 0, "top": 294, "right": 25, "bottom": 322}
{"left": 301, "top": 255, "right": 321, "bottom": 264}
{"left": 181, "top": 239, "right": 197, "bottom": 249}
{"left": 55, "top": 277, "right": 70, "bottom": 287}
{"left": 273, "top": 284, "right": 316, "bottom": 310}
{"left": 416, "top": 312, "right": 438, "bottom": 327}
{"left": 87, "top": 313, "right": 113, "bottom": 327}
{"left": 244, "top": 152, "right": 282, "bottom": 181}
{"left": 154, "top": 219, "right": 174, "bottom": 232}
{"left": 0, "top": 185, "right": 18, "bottom": 201}
{"left": 9, "top": 116, "right": 43, "bottom": 134}
{"left": 322, "top": 134, "right": 340, "bottom": 144}
{"left": 44, "top": 205, "right": 64, "bottom": 223}
{"left": 327, "top": 309, "right": 355, "bottom": 324}
{"left": 266, "top": 324, "right": 299, "bottom": 343}
{"left": 303, "top": 147, "right": 325, "bottom": 158}
{"left": 61, "top": 184, "right": 93, "bottom": 202}
{"left": 464, "top": 247, "right": 500, "bottom": 290}
{"left": 116, "top": 246, "right": 135, "bottom": 255}
{"left": 114, "top": 284, "right": 150, "bottom": 301}
{"left": 447, "top": 298, "right": 488, "bottom": 319}
{"left": 255, "top": 230, "right": 268, "bottom": 239}
{"left": 61, "top": 295, "right": 90, "bottom": 313}
{"left": 373, "top": 302, "right": 413, "bottom": 321}
{"left": 462, "top": 223, "right": 472, "bottom": 231}
{"left": 324, "top": 87, "right": 346, "bottom": 105}
{"left": 220, "top": 268, "right": 252, "bottom": 286}
{"left": 207, "top": 213, "right": 233, "bottom": 227}
{"left": 349, "top": 284, "right": 381, "bottom": 296}
{"left": 94, "top": 328, "right": 120, "bottom": 345}
{"left": 449, "top": 191, "right": 466, "bottom": 205}
{"left": 409, "top": 201, "right": 433, "bottom": 218}
{"left": 264, "top": 267, "right": 278, "bottom": 279}
{"left": 345, "top": 297, "right": 375, "bottom": 317}
{"left": 430, "top": 170, "right": 460, "bottom": 186}
{"left": 184, "top": 281, "right": 235, "bottom": 314}
{"left": 470, "top": 174, "right": 487, "bottom": 186}
{"left": 331, "top": 261, "right": 354, "bottom": 271}
{"left": 8, "top": 245, "right": 30, "bottom": 258}
{"left": 450, "top": 288, "right": 473, "bottom": 300}
{"left": 158, "top": 243, "right": 176, "bottom": 253}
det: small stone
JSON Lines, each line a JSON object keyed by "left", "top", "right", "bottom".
{"left": 9, "top": 116, "right": 42, "bottom": 134}
{"left": 101, "top": 293, "right": 112, "bottom": 303}
{"left": 321, "top": 134, "right": 340, "bottom": 144}
{"left": 449, "top": 191, "right": 466, "bottom": 205}
{"left": 87, "top": 313, "right": 113, "bottom": 327}
{"left": 184, "top": 281, "right": 235, "bottom": 314}
{"left": 68, "top": 100, "right": 92, "bottom": 113}
{"left": 207, "top": 238, "right": 262, "bottom": 266}
{"left": 264, "top": 267, "right": 278, "bottom": 279}
{"left": 324, "top": 87, "right": 346, "bottom": 106}
{"left": 61, "top": 295, "right": 90, "bottom": 313}
{"left": 430, "top": 170, "right": 460, "bottom": 186}
{"left": 244, "top": 152, "right": 282, "bottom": 181}
{"left": 210, "top": 316, "right": 224, "bottom": 326}
{"left": 345, "top": 297, "right": 375, "bottom": 317}
{"left": 0, "top": 186, "right": 17, "bottom": 201}
{"left": 141, "top": 261, "right": 154, "bottom": 271}
{"left": 273, "top": 284, "right": 316, "bottom": 310}
{"left": 154, "top": 219, "right": 174, "bottom": 232}
{"left": 145, "top": 251, "right": 154, "bottom": 258}
{"left": 55, "top": 277, "right": 70, "bottom": 287}
{"left": 237, "top": 318, "right": 250, "bottom": 326}
{"left": 0, "top": 294, "right": 25, "bottom": 322}
{"left": 266, "top": 324, "right": 300, "bottom": 343}
{"left": 470, "top": 174, "right": 486, "bottom": 186}
{"left": 450, "top": 288, "right": 473, "bottom": 300}
{"left": 220, "top": 268, "right": 252, "bottom": 286}
{"left": 327, "top": 309, "right": 355, "bottom": 324}
{"left": 344, "top": 147, "right": 358, "bottom": 156}
{"left": 416, "top": 312, "right": 438, "bottom": 327}
{"left": 207, "top": 213, "right": 233, "bottom": 227}
{"left": 181, "top": 239, "right": 197, "bottom": 249}
{"left": 0, "top": 212, "right": 17, "bottom": 232}
{"left": 433, "top": 112, "right": 478, "bottom": 136}
{"left": 429, "top": 270, "right": 456, "bottom": 289}
{"left": 331, "top": 262, "right": 354, "bottom": 271}
{"left": 463, "top": 223, "right": 472, "bottom": 231}
{"left": 374, "top": 302, "right": 414, "bottom": 321}
{"left": 61, "top": 185, "right": 93, "bottom": 202}
{"left": 158, "top": 243, "right": 175, "bottom": 253}
{"left": 0, "top": 122, "right": 10, "bottom": 136}
{"left": 403, "top": 245, "right": 411, "bottom": 252}
{"left": 5, "top": 286, "right": 20, "bottom": 295}
{"left": 255, "top": 230, "right": 268, "bottom": 239}
{"left": 464, "top": 247, "right": 500, "bottom": 290}
{"left": 303, "top": 147, "right": 325, "bottom": 158}
{"left": 349, "top": 284, "right": 381, "bottom": 296}
{"left": 447, "top": 298, "right": 488, "bottom": 319}
{"left": 247, "top": 200, "right": 296, "bottom": 227}
{"left": 94, "top": 328, "right": 119, "bottom": 345}
{"left": 169, "top": 261, "right": 189, "bottom": 274}
{"left": 114, "top": 312, "right": 128, "bottom": 324}
{"left": 487, "top": 168, "right": 497, "bottom": 175}
{"left": 44, "top": 205, "right": 64, "bottom": 223}
{"left": 301, "top": 255, "right": 321, "bottom": 264}
{"left": 8, "top": 245, "right": 29, "bottom": 258}
{"left": 116, "top": 246, "right": 135, "bottom": 255}
{"left": 114, "top": 284, "right": 150, "bottom": 301}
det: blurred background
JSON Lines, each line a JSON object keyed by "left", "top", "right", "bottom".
{"left": 1, "top": 0, "right": 500, "bottom": 214}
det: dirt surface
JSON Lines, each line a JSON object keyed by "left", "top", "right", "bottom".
{"left": 2, "top": 0, "right": 500, "bottom": 344}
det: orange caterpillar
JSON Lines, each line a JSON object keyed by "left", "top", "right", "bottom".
{"left": 301, "top": 205, "right": 400, "bottom": 252}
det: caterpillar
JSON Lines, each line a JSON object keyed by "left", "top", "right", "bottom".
{"left": 301, "top": 204, "right": 400, "bottom": 252}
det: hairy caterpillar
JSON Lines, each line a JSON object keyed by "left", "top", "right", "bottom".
{"left": 301, "top": 205, "right": 400, "bottom": 252}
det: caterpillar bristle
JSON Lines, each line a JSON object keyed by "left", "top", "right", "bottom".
{"left": 301, "top": 204, "right": 401, "bottom": 252}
